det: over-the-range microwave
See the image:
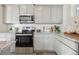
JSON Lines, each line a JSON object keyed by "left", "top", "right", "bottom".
{"left": 19, "top": 15, "right": 34, "bottom": 24}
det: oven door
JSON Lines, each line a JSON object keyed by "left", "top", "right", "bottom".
{"left": 16, "top": 34, "right": 33, "bottom": 47}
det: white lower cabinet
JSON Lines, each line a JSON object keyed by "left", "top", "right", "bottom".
{"left": 34, "top": 33, "right": 78, "bottom": 55}
{"left": 54, "top": 38, "right": 62, "bottom": 54}
{"left": 61, "top": 44, "right": 78, "bottom": 55}
{"left": 55, "top": 37, "right": 78, "bottom": 55}
{"left": 10, "top": 43, "right": 15, "bottom": 52}
{"left": 0, "top": 46, "right": 10, "bottom": 55}
{"left": 34, "top": 33, "right": 55, "bottom": 51}
{"left": 44, "top": 35, "right": 55, "bottom": 51}
{"left": 4, "top": 5, "right": 19, "bottom": 23}
{"left": 34, "top": 36, "right": 45, "bottom": 50}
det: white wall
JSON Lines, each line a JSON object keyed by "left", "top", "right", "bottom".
{"left": 62, "top": 5, "right": 77, "bottom": 32}
{"left": 62, "top": 5, "right": 71, "bottom": 32}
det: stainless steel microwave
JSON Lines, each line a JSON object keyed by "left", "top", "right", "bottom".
{"left": 19, "top": 15, "right": 34, "bottom": 24}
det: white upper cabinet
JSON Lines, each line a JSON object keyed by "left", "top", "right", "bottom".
{"left": 5, "top": 5, "right": 19, "bottom": 23}
{"left": 51, "top": 5, "right": 63, "bottom": 23}
{"left": 34, "top": 6, "right": 43, "bottom": 23}
{"left": 41, "top": 6, "right": 51, "bottom": 23}
{"left": 19, "top": 4, "right": 34, "bottom": 15}
{"left": 34, "top": 5, "right": 51, "bottom": 23}
{"left": 4, "top": 4, "right": 63, "bottom": 24}
{"left": 34, "top": 5, "right": 63, "bottom": 23}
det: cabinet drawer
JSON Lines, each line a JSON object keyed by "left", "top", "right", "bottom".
{"left": 61, "top": 44, "right": 78, "bottom": 55}
{"left": 57, "top": 36, "right": 78, "bottom": 51}
{"left": 25, "top": 47, "right": 33, "bottom": 53}
{"left": 16, "top": 47, "right": 25, "bottom": 54}
{"left": 16, "top": 47, "right": 33, "bottom": 54}
{"left": 55, "top": 38, "right": 78, "bottom": 55}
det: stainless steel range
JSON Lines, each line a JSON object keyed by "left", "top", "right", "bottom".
{"left": 15, "top": 26, "right": 35, "bottom": 54}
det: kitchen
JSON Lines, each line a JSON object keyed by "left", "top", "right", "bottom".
{"left": 0, "top": 4, "right": 79, "bottom": 55}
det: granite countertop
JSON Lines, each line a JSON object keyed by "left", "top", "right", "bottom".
{"left": 34, "top": 32, "right": 79, "bottom": 43}
{"left": 34, "top": 32, "right": 57, "bottom": 34}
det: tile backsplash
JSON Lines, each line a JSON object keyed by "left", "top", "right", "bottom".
{"left": 12, "top": 24, "right": 62, "bottom": 32}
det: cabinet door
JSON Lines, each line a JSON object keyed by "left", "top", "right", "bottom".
{"left": 34, "top": 6, "right": 43, "bottom": 23}
{"left": 11, "top": 5, "right": 19, "bottom": 23}
{"left": 19, "top": 4, "right": 34, "bottom": 15}
{"left": 5, "top": 5, "right": 19, "bottom": 23}
{"left": 54, "top": 38, "right": 62, "bottom": 54}
{"left": 51, "top": 5, "right": 63, "bottom": 23}
{"left": 44, "top": 34, "right": 54, "bottom": 51}
{"left": 10, "top": 43, "right": 15, "bottom": 52}
{"left": 42, "top": 6, "right": 51, "bottom": 23}
{"left": 5, "top": 5, "right": 12, "bottom": 23}
{"left": 61, "top": 43, "right": 78, "bottom": 55}
{"left": 35, "top": 5, "right": 63, "bottom": 23}
{"left": 35, "top": 6, "right": 51, "bottom": 23}
{"left": 34, "top": 36, "right": 45, "bottom": 50}
{"left": 34, "top": 33, "right": 55, "bottom": 51}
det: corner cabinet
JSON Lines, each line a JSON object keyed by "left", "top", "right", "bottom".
{"left": 34, "top": 5, "right": 63, "bottom": 24}
{"left": 4, "top": 5, "right": 19, "bottom": 24}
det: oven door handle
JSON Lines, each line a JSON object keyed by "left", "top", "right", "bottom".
{"left": 16, "top": 34, "right": 32, "bottom": 36}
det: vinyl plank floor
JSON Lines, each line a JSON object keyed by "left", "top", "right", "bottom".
{"left": 1, "top": 52, "right": 57, "bottom": 55}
